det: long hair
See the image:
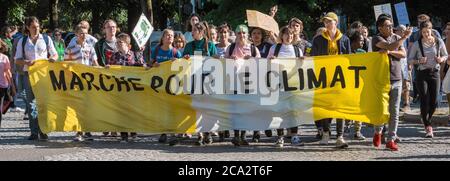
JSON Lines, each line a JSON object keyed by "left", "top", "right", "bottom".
{"left": 419, "top": 21, "right": 436, "bottom": 40}
{"left": 193, "top": 21, "right": 209, "bottom": 53}
{"left": 0, "top": 39, "right": 8, "bottom": 54}
{"left": 278, "top": 26, "right": 294, "bottom": 44}
{"left": 24, "top": 16, "right": 40, "bottom": 36}
{"left": 186, "top": 13, "right": 201, "bottom": 32}
{"left": 158, "top": 29, "right": 174, "bottom": 47}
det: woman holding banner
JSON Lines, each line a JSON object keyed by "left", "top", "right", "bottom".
{"left": 267, "top": 26, "right": 304, "bottom": 148}
{"left": 225, "top": 24, "right": 261, "bottom": 146}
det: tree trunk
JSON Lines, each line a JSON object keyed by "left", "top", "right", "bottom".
{"left": 49, "top": 0, "right": 59, "bottom": 29}
{"left": 145, "top": 0, "right": 153, "bottom": 25}
{"left": 128, "top": 0, "right": 141, "bottom": 34}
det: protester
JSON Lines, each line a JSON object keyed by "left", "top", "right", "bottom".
{"left": 95, "top": 19, "right": 118, "bottom": 67}
{"left": 289, "top": 18, "right": 311, "bottom": 56}
{"left": 372, "top": 14, "right": 412, "bottom": 151}
{"left": 53, "top": 28, "right": 65, "bottom": 61}
{"left": 408, "top": 21, "right": 448, "bottom": 138}
{"left": 64, "top": 25, "right": 99, "bottom": 141}
{"left": 184, "top": 14, "right": 201, "bottom": 43}
{"left": 173, "top": 32, "right": 186, "bottom": 53}
{"left": 267, "top": 26, "right": 304, "bottom": 147}
{"left": 224, "top": 24, "right": 261, "bottom": 146}
{"left": 69, "top": 21, "right": 98, "bottom": 49}
{"left": 209, "top": 25, "right": 219, "bottom": 45}
{"left": 0, "top": 39, "right": 16, "bottom": 122}
{"left": 311, "top": 12, "right": 351, "bottom": 148}
{"left": 14, "top": 16, "right": 58, "bottom": 141}
{"left": 215, "top": 24, "right": 232, "bottom": 59}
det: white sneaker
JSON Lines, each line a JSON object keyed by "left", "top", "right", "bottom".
{"left": 336, "top": 136, "right": 349, "bottom": 148}
{"left": 320, "top": 131, "right": 330, "bottom": 145}
{"left": 73, "top": 135, "right": 84, "bottom": 142}
{"left": 10, "top": 107, "right": 25, "bottom": 112}
{"left": 275, "top": 136, "right": 284, "bottom": 148}
{"left": 291, "top": 135, "right": 304, "bottom": 146}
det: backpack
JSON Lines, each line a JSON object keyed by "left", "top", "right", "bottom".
{"left": 20, "top": 34, "right": 51, "bottom": 59}
{"left": 418, "top": 38, "right": 440, "bottom": 71}
{"left": 228, "top": 43, "right": 257, "bottom": 57}
{"left": 153, "top": 45, "right": 178, "bottom": 63}
{"left": 274, "top": 44, "right": 301, "bottom": 58}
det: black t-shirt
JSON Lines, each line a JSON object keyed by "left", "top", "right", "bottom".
{"left": 372, "top": 34, "right": 404, "bottom": 81}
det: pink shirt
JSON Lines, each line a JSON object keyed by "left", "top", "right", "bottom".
{"left": 0, "top": 53, "right": 11, "bottom": 88}
{"left": 225, "top": 43, "right": 261, "bottom": 59}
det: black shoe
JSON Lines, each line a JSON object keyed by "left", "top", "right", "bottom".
{"left": 252, "top": 133, "right": 260, "bottom": 143}
{"left": 28, "top": 134, "right": 39, "bottom": 140}
{"left": 241, "top": 138, "right": 250, "bottom": 146}
{"left": 224, "top": 130, "right": 230, "bottom": 138}
{"left": 204, "top": 134, "right": 213, "bottom": 145}
{"left": 195, "top": 137, "right": 205, "bottom": 146}
{"left": 39, "top": 133, "right": 48, "bottom": 141}
{"left": 158, "top": 134, "right": 167, "bottom": 143}
{"left": 169, "top": 138, "right": 180, "bottom": 146}
{"left": 231, "top": 137, "right": 240, "bottom": 146}
{"left": 264, "top": 130, "right": 272, "bottom": 137}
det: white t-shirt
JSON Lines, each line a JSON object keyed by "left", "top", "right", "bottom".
{"left": 267, "top": 44, "right": 303, "bottom": 58}
{"left": 64, "top": 41, "right": 98, "bottom": 66}
{"left": 68, "top": 34, "right": 98, "bottom": 48}
{"left": 14, "top": 34, "right": 58, "bottom": 71}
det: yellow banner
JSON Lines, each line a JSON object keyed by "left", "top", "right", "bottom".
{"left": 29, "top": 53, "right": 390, "bottom": 134}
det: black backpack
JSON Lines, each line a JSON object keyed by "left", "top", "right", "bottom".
{"left": 274, "top": 43, "right": 301, "bottom": 58}
{"left": 228, "top": 43, "right": 257, "bottom": 57}
{"left": 418, "top": 38, "right": 441, "bottom": 72}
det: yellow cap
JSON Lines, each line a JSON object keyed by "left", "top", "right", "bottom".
{"left": 321, "top": 12, "right": 338, "bottom": 22}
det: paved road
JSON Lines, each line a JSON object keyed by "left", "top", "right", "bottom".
{"left": 1, "top": 105, "right": 449, "bottom": 161}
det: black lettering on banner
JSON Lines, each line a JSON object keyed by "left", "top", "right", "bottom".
{"left": 165, "top": 74, "right": 177, "bottom": 95}
{"left": 81, "top": 73, "right": 100, "bottom": 91}
{"left": 298, "top": 69, "right": 305, "bottom": 90}
{"left": 49, "top": 70, "right": 67, "bottom": 91}
{"left": 330, "top": 66, "right": 346, "bottom": 88}
{"left": 282, "top": 70, "right": 297, "bottom": 92}
{"left": 70, "top": 72, "right": 84, "bottom": 90}
{"left": 113, "top": 76, "right": 131, "bottom": 92}
{"left": 348, "top": 66, "right": 367, "bottom": 88}
{"left": 99, "top": 74, "right": 114, "bottom": 91}
{"left": 151, "top": 76, "right": 163, "bottom": 93}
{"left": 128, "top": 78, "right": 144, "bottom": 91}
{"left": 307, "top": 67, "right": 326, "bottom": 89}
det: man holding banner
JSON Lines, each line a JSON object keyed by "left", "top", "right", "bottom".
{"left": 311, "top": 12, "right": 351, "bottom": 148}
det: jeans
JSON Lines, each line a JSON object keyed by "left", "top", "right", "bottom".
{"left": 24, "top": 72, "right": 42, "bottom": 135}
{"left": 375, "top": 80, "right": 402, "bottom": 142}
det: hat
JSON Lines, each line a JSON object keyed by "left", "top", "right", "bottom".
{"left": 235, "top": 24, "right": 249, "bottom": 34}
{"left": 321, "top": 12, "right": 339, "bottom": 22}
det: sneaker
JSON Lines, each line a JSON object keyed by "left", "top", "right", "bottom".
{"left": 373, "top": 133, "right": 381, "bottom": 148}
{"left": 73, "top": 135, "right": 84, "bottom": 142}
{"left": 231, "top": 137, "right": 240, "bottom": 146}
{"left": 158, "top": 134, "right": 168, "bottom": 143}
{"left": 386, "top": 140, "right": 399, "bottom": 151}
{"left": 39, "top": 133, "right": 48, "bottom": 141}
{"left": 252, "top": 133, "right": 260, "bottom": 143}
{"left": 425, "top": 126, "right": 434, "bottom": 138}
{"left": 10, "top": 107, "right": 25, "bottom": 112}
{"left": 169, "top": 138, "right": 180, "bottom": 146}
{"left": 205, "top": 134, "right": 213, "bottom": 145}
{"left": 354, "top": 132, "right": 366, "bottom": 140}
{"left": 27, "top": 134, "right": 39, "bottom": 140}
{"left": 224, "top": 131, "right": 230, "bottom": 138}
{"left": 264, "top": 130, "right": 272, "bottom": 137}
{"left": 291, "top": 135, "right": 304, "bottom": 146}
{"left": 275, "top": 136, "right": 284, "bottom": 148}
{"left": 218, "top": 132, "right": 225, "bottom": 142}
{"left": 319, "top": 131, "right": 330, "bottom": 145}
{"left": 195, "top": 137, "right": 205, "bottom": 146}
{"left": 240, "top": 138, "right": 250, "bottom": 146}
{"left": 336, "top": 136, "right": 349, "bottom": 148}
